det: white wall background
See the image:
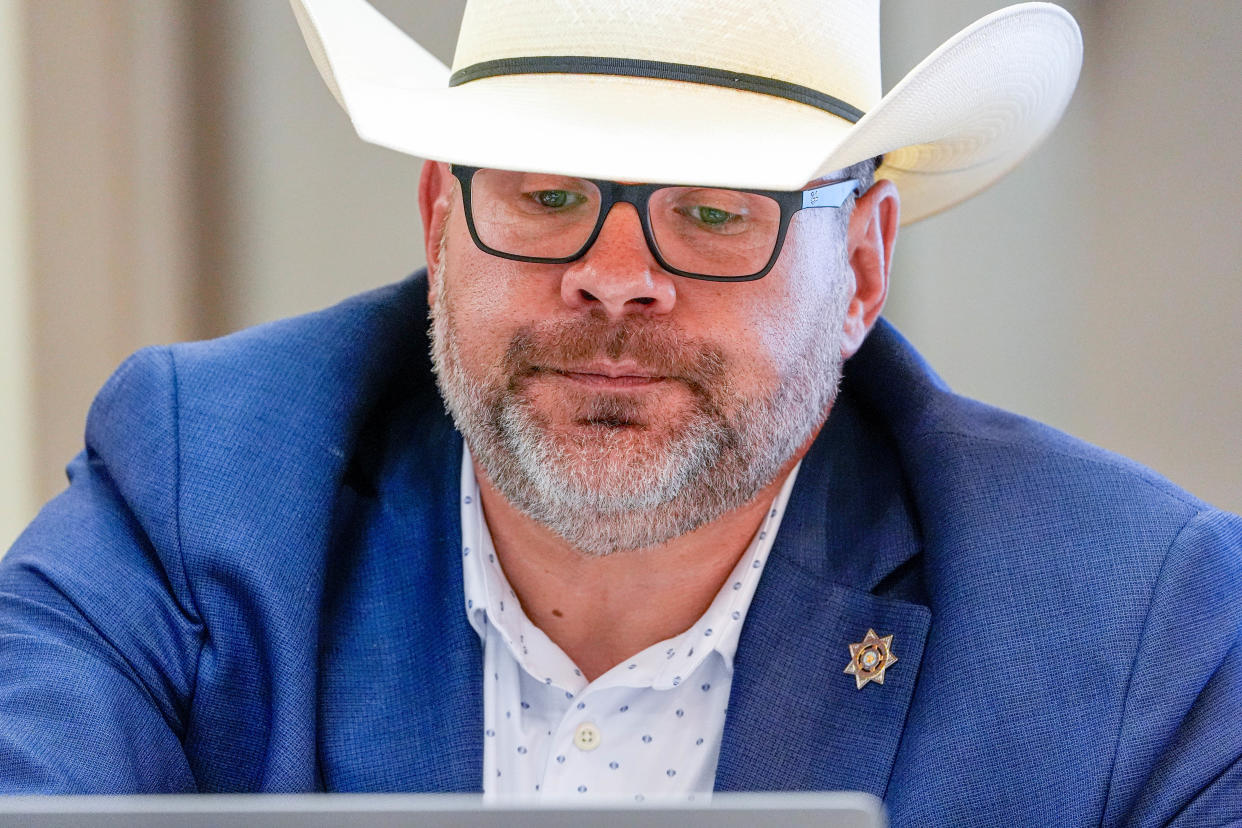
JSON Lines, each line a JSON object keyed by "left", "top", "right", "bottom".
{"left": 2, "top": 2, "right": 203, "bottom": 550}
{"left": 0, "top": 0, "right": 34, "bottom": 550}
{"left": 884, "top": 1, "right": 1242, "bottom": 514}
{"left": 2, "top": 1, "right": 1240, "bottom": 551}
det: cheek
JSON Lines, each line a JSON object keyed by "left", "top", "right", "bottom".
{"left": 439, "top": 242, "right": 561, "bottom": 380}
{"left": 709, "top": 277, "right": 825, "bottom": 381}
{"left": 445, "top": 212, "right": 570, "bottom": 308}
{"left": 747, "top": 227, "right": 851, "bottom": 366}
{"left": 755, "top": 294, "right": 822, "bottom": 369}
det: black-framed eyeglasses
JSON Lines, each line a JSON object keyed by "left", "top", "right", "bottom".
{"left": 450, "top": 165, "right": 860, "bottom": 282}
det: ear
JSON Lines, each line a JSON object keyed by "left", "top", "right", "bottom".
{"left": 418, "top": 160, "right": 455, "bottom": 304}
{"left": 840, "top": 178, "right": 900, "bottom": 359}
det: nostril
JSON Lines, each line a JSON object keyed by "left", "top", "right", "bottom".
{"left": 579, "top": 290, "right": 656, "bottom": 306}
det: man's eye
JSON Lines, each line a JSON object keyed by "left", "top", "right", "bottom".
{"left": 695, "top": 206, "right": 737, "bottom": 225}
{"left": 676, "top": 205, "right": 745, "bottom": 231}
{"left": 528, "top": 190, "right": 583, "bottom": 209}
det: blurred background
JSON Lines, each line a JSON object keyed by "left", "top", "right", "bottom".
{"left": 1, "top": 0, "right": 1239, "bottom": 551}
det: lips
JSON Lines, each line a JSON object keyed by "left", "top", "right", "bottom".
{"left": 562, "top": 372, "right": 665, "bottom": 389}
{"left": 544, "top": 363, "right": 668, "bottom": 389}
{"left": 569, "top": 361, "right": 660, "bottom": 380}
{"left": 524, "top": 360, "right": 665, "bottom": 392}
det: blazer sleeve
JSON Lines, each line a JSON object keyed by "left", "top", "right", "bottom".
{"left": 0, "top": 347, "right": 201, "bottom": 792}
{"left": 1104, "top": 507, "right": 1242, "bottom": 826}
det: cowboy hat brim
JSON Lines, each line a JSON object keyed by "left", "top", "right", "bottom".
{"left": 291, "top": 0, "right": 1081, "bottom": 225}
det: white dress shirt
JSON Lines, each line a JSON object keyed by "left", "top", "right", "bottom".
{"left": 459, "top": 448, "right": 800, "bottom": 801}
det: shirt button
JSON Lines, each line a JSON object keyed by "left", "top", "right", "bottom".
{"left": 574, "top": 722, "right": 602, "bottom": 752}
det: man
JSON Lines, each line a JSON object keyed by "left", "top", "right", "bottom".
{"left": 1, "top": 0, "right": 1239, "bottom": 824}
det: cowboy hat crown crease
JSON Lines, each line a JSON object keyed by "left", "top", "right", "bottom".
{"left": 452, "top": 0, "right": 882, "bottom": 120}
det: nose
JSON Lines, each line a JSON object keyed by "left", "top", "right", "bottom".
{"left": 559, "top": 203, "right": 677, "bottom": 318}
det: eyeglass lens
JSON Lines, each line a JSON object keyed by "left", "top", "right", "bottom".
{"left": 468, "top": 169, "right": 783, "bottom": 278}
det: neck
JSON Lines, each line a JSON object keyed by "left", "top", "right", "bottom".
{"left": 473, "top": 439, "right": 813, "bottom": 682}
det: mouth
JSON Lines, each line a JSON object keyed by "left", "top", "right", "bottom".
{"left": 538, "top": 361, "right": 670, "bottom": 390}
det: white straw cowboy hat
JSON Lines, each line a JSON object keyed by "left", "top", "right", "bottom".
{"left": 290, "top": 0, "right": 1082, "bottom": 224}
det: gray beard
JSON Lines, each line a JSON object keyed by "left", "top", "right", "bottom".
{"left": 429, "top": 259, "right": 851, "bottom": 556}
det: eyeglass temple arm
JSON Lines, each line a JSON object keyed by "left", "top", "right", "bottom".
{"left": 801, "top": 178, "right": 861, "bottom": 209}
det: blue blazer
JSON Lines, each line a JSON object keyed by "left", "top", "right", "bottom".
{"left": 2, "top": 275, "right": 1239, "bottom": 825}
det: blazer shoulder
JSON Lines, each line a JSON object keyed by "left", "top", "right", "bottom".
{"left": 923, "top": 388, "right": 1210, "bottom": 520}
{"left": 853, "top": 322, "right": 1215, "bottom": 530}
{"left": 78, "top": 272, "right": 445, "bottom": 573}
{"left": 167, "top": 275, "right": 431, "bottom": 401}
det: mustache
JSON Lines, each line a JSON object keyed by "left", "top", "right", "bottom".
{"left": 502, "top": 316, "right": 728, "bottom": 394}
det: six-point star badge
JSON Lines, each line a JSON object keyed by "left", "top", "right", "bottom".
{"left": 844, "top": 629, "right": 898, "bottom": 689}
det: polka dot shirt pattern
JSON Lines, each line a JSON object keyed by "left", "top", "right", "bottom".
{"left": 459, "top": 448, "right": 801, "bottom": 801}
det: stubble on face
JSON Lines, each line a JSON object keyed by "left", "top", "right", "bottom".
{"left": 429, "top": 231, "right": 853, "bottom": 557}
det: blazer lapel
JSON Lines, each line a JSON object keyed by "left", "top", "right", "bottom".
{"left": 318, "top": 398, "right": 484, "bottom": 792}
{"left": 716, "top": 389, "right": 931, "bottom": 795}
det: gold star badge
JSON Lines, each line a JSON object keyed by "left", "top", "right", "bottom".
{"left": 844, "top": 629, "right": 898, "bottom": 689}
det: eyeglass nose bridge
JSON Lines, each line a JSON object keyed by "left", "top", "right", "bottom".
{"left": 568, "top": 180, "right": 670, "bottom": 274}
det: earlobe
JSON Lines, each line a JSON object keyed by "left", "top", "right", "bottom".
{"left": 841, "top": 179, "right": 900, "bottom": 358}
